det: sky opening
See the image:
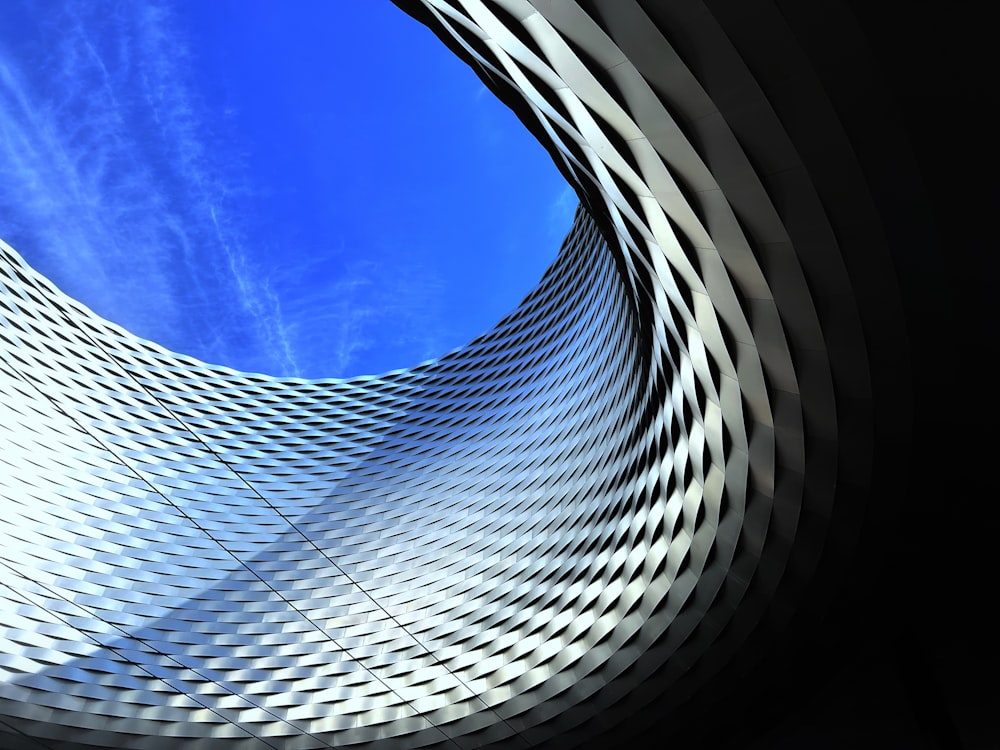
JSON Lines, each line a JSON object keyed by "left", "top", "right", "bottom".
{"left": 0, "top": 0, "right": 575, "bottom": 379}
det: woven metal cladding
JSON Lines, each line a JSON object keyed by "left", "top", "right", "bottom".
{"left": 0, "top": 2, "right": 898, "bottom": 749}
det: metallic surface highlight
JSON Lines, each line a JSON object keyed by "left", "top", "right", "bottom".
{"left": 2, "top": 1, "right": 987, "bottom": 748}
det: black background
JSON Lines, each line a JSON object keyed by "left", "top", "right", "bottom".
{"left": 647, "top": 3, "right": 995, "bottom": 748}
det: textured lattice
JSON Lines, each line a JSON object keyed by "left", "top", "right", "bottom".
{"left": 0, "top": 201, "right": 729, "bottom": 748}
{"left": 1, "top": 1, "right": 885, "bottom": 748}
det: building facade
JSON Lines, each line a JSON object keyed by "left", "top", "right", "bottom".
{"left": 0, "top": 2, "right": 989, "bottom": 748}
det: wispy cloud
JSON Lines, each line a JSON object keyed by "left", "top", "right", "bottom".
{"left": 0, "top": 0, "right": 573, "bottom": 381}
{"left": 269, "top": 246, "right": 449, "bottom": 379}
{"left": 549, "top": 185, "right": 579, "bottom": 242}
{"left": 0, "top": 0, "right": 299, "bottom": 375}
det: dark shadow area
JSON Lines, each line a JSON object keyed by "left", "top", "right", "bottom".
{"left": 618, "top": 3, "right": 994, "bottom": 748}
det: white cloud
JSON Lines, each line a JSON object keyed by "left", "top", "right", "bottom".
{"left": 549, "top": 184, "right": 579, "bottom": 241}
{"left": 0, "top": 0, "right": 301, "bottom": 376}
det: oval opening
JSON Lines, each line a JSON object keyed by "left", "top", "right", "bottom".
{"left": 0, "top": 1, "right": 575, "bottom": 378}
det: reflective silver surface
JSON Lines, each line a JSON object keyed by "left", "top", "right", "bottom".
{"left": 1, "top": 1, "right": 902, "bottom": 748}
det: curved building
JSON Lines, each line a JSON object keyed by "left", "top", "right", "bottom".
{"left": 0, "top": 2, "right": 990, "bottom": 749}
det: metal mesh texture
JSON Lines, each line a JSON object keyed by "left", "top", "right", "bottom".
{"left": 1, "top": 1, "right": 907, "bottom": 748}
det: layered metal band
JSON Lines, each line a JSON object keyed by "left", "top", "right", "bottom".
{"left": 1, "top": 2, "right": 919, "bottom": 748}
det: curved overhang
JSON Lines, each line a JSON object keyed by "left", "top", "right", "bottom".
{"left": 1, "top": 2, "right": 989, "bottom": 749}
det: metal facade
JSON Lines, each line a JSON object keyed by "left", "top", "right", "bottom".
{"left": 3, "top": 0, "right": 971, "bottom": 748}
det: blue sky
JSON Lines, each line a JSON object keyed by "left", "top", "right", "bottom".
{"left": 0, "top": 0, "right": 574, "bottom": 378}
